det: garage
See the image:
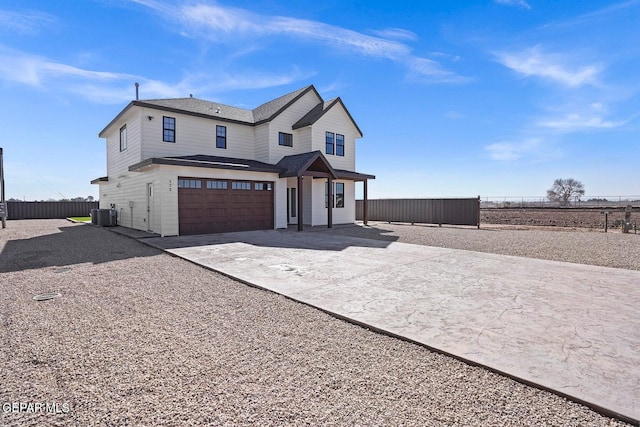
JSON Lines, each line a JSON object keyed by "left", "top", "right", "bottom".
{"left": 178, "top": 177, "right": 274, "bottom": 235}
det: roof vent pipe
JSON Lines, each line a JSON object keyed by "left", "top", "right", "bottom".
{"left": 135, "top": 82, "right": 139, "bottom": 100}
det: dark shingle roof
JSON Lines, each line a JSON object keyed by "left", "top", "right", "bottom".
{"left": 252, "top": 86, "right": 319, "bottom": 123}
{"left": 125, "top": 152, "right": 374, "bottom": 181}
{"left": 292, "top": 97, "right": 363, "bottom": 137}
{"left": 128, "top": 155, "right": 285, "bottom": 174}
{"left": 136, "top": 98, "right": 254, "bottom": 123}
{"left": 276, "top": 151, "right": 337, "bottom": 178}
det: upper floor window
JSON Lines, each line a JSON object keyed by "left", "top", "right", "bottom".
{"left": 325, "top": 132, "right": 335, "bottom": 155}
{"left": 279, "top": 132, "right": 293, "bottom": 147}
{"left": 163, "top": 116, "right": 176, "bottom": 142}
{"left": 336, "top": 134, "right": 345, "bottom": 157}
{"left": 216, "top": 125, "right": 227, "bottom": 149}
{"left": 119, "top": 125, "right": 127, "bottom": 152}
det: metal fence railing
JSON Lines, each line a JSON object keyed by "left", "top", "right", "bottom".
{"left": 356, "top": 198, "right": 480, "bottom": 227}
{"left": 480, "top": 196, "right": 640, "bottom": 209}
{"left": 6, "top": 201, "right": 99, "bottom": 220}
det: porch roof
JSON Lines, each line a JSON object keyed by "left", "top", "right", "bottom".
{"left": 124, "top": 152, "right": 374, "bottom": 181}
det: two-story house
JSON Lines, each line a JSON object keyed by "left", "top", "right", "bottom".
{"left": 92, "top": 85, "right": 374, "bottom": 236}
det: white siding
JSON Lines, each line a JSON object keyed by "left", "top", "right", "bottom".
{"left": 254, "top": 123, "right": 270, "bottom": 163}
{"left": 267, "top": 90, "right": 322, "bottom": 164}
{"left": 106, "top": 109, "right": 143, "bottom": 177}
{"left": 310, "top": 104, "right": 358, "bottom": 171}
{"left": 310, "top": 179, "right": 355, "bottom": 226}
{"left": 102, "top": 166, "right": 285, "bottom": 236}
{"left": 140, "top": 108, "right": 255, "bottom": 160}
{"left": 99, "top": 170, "right": 160, "bottom": 233}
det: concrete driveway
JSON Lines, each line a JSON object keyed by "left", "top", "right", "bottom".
{"left": 145, "top": 229, "right": 640, "bottom": 424}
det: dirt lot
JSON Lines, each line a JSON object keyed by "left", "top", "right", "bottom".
{"left": 481, "top": 207, "right": 637, "bottom": 230}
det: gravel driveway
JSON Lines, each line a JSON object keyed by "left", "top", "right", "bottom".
{"left": 0, "top": 220, "right": 632, "bottom": 426}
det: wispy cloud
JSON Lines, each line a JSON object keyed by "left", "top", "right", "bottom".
{"left": 370, "top": 28, "right": 418, "bottom": 41}
{"left": 0, "top": 45, "right": 307, "bottom": 103}
{"left": 496, "top": 46, "right": 602, "bottom": 87}
{"left": 484, "top": 138, "right": 552, "bottom": 161}
{"left": 494, "top": 0, "right": 532, "bottom": 10}
{"left": 537, "top": 113, "right": 629, "bottom": 131}
{"left": 133, "top": 0, "right": 466, "bottom": 84}
{"left": 0, "top": 9, "right": 56, "bottom": 34}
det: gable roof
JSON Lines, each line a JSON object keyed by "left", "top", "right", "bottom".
{"left": 252, "top": 85, "right": 321, "bottom": 123}
{"left": 276, "top": 150, "right": 337, "bottom": 179}
{"left": 292, "top": 97, "right": 363, "bottom": 137}
{"left": 135, "top": 98, "right": 254, "bottom": 123}
{"left": 99, "top": 85, "right": 324, "bottom": 137}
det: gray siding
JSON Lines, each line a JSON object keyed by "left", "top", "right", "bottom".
{"left": 6, "top": 201, "right": 99, "bottom": 220}
{"left": 356, "top": 198, "right": 480, "bottom": 227}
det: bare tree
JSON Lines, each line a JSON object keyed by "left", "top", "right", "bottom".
{"left": 547, "top": 178, "right": 585, "bottom": 206}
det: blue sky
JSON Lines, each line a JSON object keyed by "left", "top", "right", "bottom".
{"left": 1, "top": 0, "right": 638, "bottom": 201}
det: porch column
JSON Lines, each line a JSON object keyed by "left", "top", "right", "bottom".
{"left": 297, "top": 175, "right": 304, "bottom": 231}
{"left": 327, "top": 177, "right": 333, "bottom": 229}
{"left": 363, "top": 179, "right": 368, "bottom": 225}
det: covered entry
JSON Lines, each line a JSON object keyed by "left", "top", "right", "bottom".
{"left": 178, "top": 177, "right": 274, "bottom": 235}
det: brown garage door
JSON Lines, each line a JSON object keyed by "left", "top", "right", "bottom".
{"left": 178, "top": 178, "right": 274, "bottom": 235}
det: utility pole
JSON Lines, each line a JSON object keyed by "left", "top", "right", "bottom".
{"left": 0, "top": 147, "right": 6, "bottom": 228}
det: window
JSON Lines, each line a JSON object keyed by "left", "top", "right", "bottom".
{"left": 325, "top": 182, "right": 345, "bottom": 208}
{"left": 279, "top": 132, "right": 293, "bottom": 147}
{"left": 178, "top": 179, "right": 201, "bottom": 189}
{"left": 325, "top": 132, "right": 334, "bottom": 155}
{"left": 216, "top": 125, "right": 227, "bottom": 149}
{"left": 289, "top": 188, "right": 297, "bottom": 218}
{"left": 336, "top": 134, "right": 344, "bottom": 157}
{"left": 254, "top": 183, "right": 273, "bottom": 191}
{"left": 335, "top": 182, "right": 344, "bottom": 208}
{"left": 231, "top": 181, "right": 251, "bottom": 190}
{"left": 119, "top": 125, "right": 127, "bottom": 152}
{"left": 163, "top": 116, "right": 176, "bottom": 142}
{"left": 206, "top": 180, "right": 228, "bottom": 190}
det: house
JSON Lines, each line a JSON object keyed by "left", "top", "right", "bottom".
{"left": 92, "top": 85, "right": 374, "bottom": 236}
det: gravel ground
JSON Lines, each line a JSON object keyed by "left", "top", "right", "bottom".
{"left": 0, "top": 220, "right": 632, "bottom": 426}
{"left": 327, "top": 221, "right": 640, "bottom": 271}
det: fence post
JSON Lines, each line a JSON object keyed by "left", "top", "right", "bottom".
{"left": 0, "top": 147, "right": 5, "bottom": 229}
{"left": 477, "top": 196, "right": 481, "bottom": 229}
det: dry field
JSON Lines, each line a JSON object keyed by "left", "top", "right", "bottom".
{"left": 481, "top": 207, "right": 637, "bottom": 230}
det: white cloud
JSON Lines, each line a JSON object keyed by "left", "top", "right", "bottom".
{"left": 370, "top": 28, "right": 419, "bottom": 41}
{"left": 0, "top": 45, "right": 308, "bottom": 103}
{"left": 494, "top": 0, "right": 532, "bottom": 9}
{"left": 135, "top": 1, "right": 466, "bottom": 83}
{"left": 0, "top": 9, "right": 55, "bottom": 34}
{"left": 496, "top": 46, "right": 602, "bottom": 87}
{"left": 537, "top": 113, "right": 627, "bottom": 131}
{"left": 484, "top": 138, "right": 548, "bottom": 161}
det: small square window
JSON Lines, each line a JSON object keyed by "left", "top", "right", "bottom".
{"left": 163, "top": 116, "right": 176, "bottom": 142}
{"left": 278, "top": 132, "right": 293, "bottom": 147}
{"left": 216, "top": 125, "right": 227, "bottom": 149}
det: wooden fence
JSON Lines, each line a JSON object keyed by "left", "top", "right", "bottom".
{"left": 356, "top": 198, "right": 480, "bottom": 227}
{"left": 5, "top": 201, "right": 99, "bottom": 220}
